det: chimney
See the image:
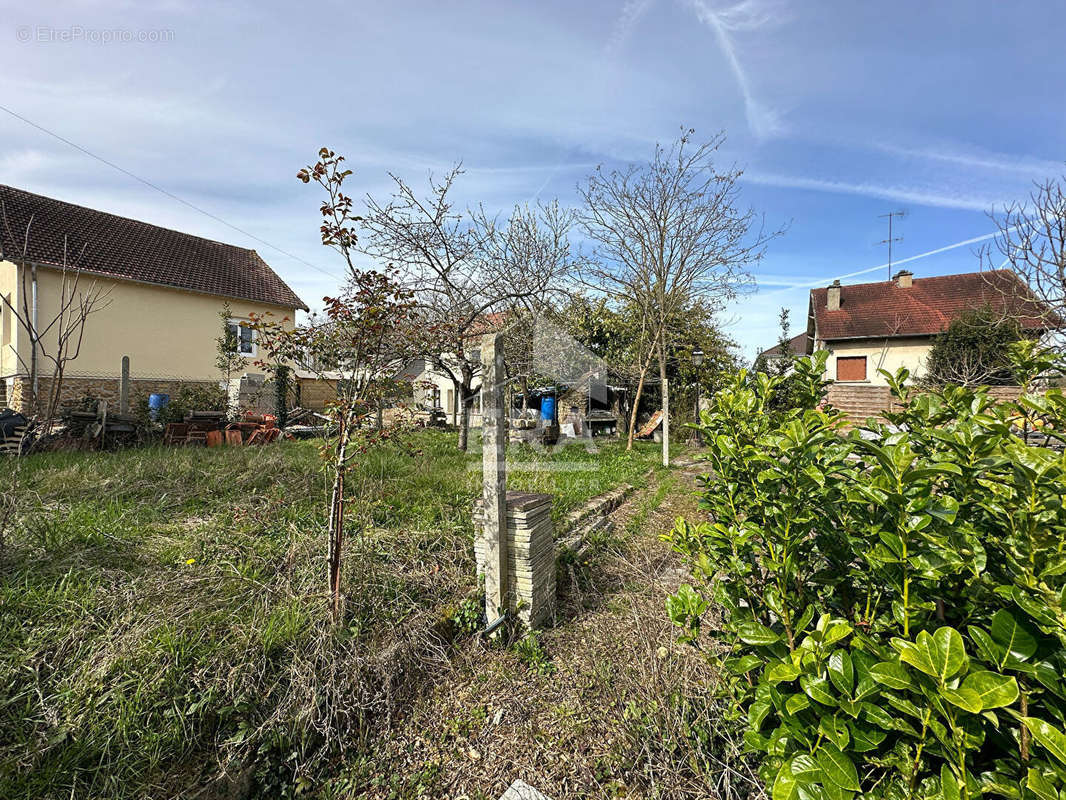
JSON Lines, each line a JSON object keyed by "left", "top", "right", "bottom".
{"left": 827, "top": 279, "right": 841, "bottom": 311}
{"left": 894, "top": 270, "right": 913, "bottom": 288}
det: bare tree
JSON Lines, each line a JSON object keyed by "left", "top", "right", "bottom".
{"left": 578, "top": 128, "right": 778, "bottom": 464}
{"left": 0, "top": 204, "right": 110, "bottom": 433}
{"left": 982, "top": 175, "right": 1066, "bottom": 338}
{"left": 481, "top": 201, "right": 578, "bottom": 412}
{"left": 360, "top": 169, "right": 575, "bottom": 450}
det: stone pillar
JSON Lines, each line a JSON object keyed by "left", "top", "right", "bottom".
{"left": 479, "top": 332, "right": 507, "bottom": 624}
{"left": 119, "top": 356, "right": 130, "bottom": 414}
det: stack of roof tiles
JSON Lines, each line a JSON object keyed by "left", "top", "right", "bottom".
{"left": 474, "top": 491, "right": 556, "bottom": 628}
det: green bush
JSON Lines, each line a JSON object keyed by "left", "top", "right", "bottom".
{"left": 922, "top": 304, "right": 1025, "bottom": 387}
{"left": 668, "top": 352, "right": 1066, "bottom": 799}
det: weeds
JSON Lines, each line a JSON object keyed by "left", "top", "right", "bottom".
{"left": 449, "top": 594, "right": 483, "bottom": 636}
{"left": 0, "top": 431, "right": 662, "bottom": 798}
{"left": 512, "top": 630, "right": 555, "bottom": 676}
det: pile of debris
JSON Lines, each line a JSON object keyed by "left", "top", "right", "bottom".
{"left": 1, "top": 403, "right": 320, "bottom": 455}
{"left": 0, "top": 409, "right": 29, "bottom": 455}
{"left": 0, "top": 400, "right": 146, "bottom": 454}
{"left": 64, "top": 402, "right": 141, "bottom": 448}
{"left": 282, "top": 407, "right": 329, "bottom": 439}
{"left": 163, "top": 411, "right": 284, "bottom": 447}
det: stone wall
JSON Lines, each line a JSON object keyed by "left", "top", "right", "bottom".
{"left": 4, "top": 373, "right": 349, "bottom": 417}
{"left": 5, "top": 376, "right": 217, "bottom": 415}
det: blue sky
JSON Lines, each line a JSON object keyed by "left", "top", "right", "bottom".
{"left": 2, "top": 1, "right": 1064, "bottom": 360}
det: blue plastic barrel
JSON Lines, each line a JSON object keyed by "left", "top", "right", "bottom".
{"left": 539, "top": 395, "right": 556, "bottom": 423}
{"left": 148, "top": 393, "right": 170, "bottom": 421}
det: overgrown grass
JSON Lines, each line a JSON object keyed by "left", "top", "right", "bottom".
{"left": 0, "top": 431, "right": 662, "bottom": 799}
{"left": 505, "top": 437, "right": 663, "bottom": 520}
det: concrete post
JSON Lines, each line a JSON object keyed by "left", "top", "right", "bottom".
{"left": 479, "top": 332, "right": 507, "bottom": 624}
{"left": 661, "top": 377, "right": 670, "bottom": 467}
{"left": 119, "top": 356, "right": 130, "bottom": 414}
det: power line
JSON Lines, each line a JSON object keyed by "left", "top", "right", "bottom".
{"left": 0, "top": 102, "right": 343, "bottom": 282}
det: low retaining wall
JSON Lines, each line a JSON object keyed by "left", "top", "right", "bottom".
{"left": 558, "top": 483, "right": 635, "bottom": 556}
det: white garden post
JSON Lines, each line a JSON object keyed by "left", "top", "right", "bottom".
{"left": 480, "top": 332, "right": 507, "bottom": 624}
{"left": 661, "top": 376, "right": 670, "bottom": 467}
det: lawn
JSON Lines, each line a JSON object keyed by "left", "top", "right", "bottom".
{"left": 0, "top": 431, "right": 664, "bottom": 799}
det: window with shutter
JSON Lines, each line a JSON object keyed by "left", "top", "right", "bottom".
{"left": 836, "top": 356, "right": 867, "bottom": 381}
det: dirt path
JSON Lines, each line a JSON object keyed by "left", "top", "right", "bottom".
{"left": 354, "top": 463, "right": 727, "bottom": 800}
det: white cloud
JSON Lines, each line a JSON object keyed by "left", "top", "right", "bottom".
{"left": 683, "top": 0, "right": 785, "bottom": 139}
{"left": 0, "top": 148, "right": 50, "bottom": 180}
{"left": 743, "top": 170, "right": 1002, "bottom": 212}
{"left": 872, "top": 140, "right": 1064, "bottom": 178}
{"left": 604, "top": 0, "right": 658, "bottom": 59}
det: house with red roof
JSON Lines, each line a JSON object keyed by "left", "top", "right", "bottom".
{"left": 757, "top": 332, "right": 810, "bottom": 368}
{"left": 777, "top": 269, "right": 1051, "bottom": 386}
{"left": 0, "top": 185, "right": 307, "bottom": 413}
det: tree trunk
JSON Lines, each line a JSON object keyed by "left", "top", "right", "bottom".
{"left": 658, "top": 341, "right": 669, "bottom": 467}
{"left": 29, "top": 264, "right": 39, "bottom": 417}
{"left": 626, "top": 366, "right": 649, "bottom": 451}
{"left": 327, "top": 409, "right": 352, "bottom": 621}
{"left": 457, "top": 382, "right": 470, "bottom": 451}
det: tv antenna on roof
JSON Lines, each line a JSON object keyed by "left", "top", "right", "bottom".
{"left": 878, "top": 210, "right": 906, "bottom": 280}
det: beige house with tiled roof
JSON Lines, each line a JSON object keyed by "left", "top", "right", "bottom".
{"left": 0, "top": 185, "right": 307, "bottom": 413}
{"left": 805, "top": 269, "right": 1050, "bottom": 386}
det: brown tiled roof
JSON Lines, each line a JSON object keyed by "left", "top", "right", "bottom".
{"left": 759, "top": 332, "right": 811, "bottom": 359}
{"left": 0, "top": 185, "right": 307, "bottom": 310}
{"left": 811, "top": 270, "right": 1050, "bottom": 341}
{"left": 467, "top": 311, "right": 510, "bottom": 337}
